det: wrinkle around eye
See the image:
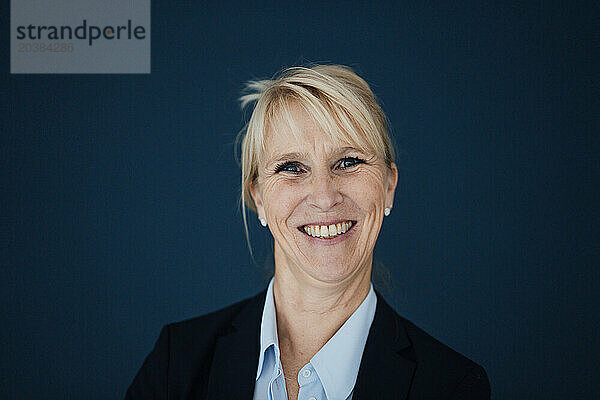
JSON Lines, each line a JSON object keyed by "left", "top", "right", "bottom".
{"left": 338, "top": 157, "right": 366, "bottom": 169}
{"left": 332, "top": 157, "right": 367, "bottom": 172}
{"left": 275, "top": 161, "right": 305, "bottom": 174}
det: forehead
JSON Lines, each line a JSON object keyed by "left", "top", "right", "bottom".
{"left": 263, "top": 101, "right": 359, "bottom": 161}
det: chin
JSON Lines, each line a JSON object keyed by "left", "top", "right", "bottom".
{"left": 303, "top": 258, "right": 362, "bottom": 283}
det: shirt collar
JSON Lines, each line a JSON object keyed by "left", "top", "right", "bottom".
{"left": 256, "top": 277, "right": 279, "bottom": 380}
{"left": 255, "top": 276, "right": 378, "bottom": 400}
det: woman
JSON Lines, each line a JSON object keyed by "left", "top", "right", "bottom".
{"left": 125, "top": 65, "right": 490, "bottom": 399}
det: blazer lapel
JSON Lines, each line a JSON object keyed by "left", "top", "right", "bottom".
{"left": 353, "top": 291, "right": 416, "bottom": 400}
{"left": 205, "top": 289, "right": 267, "bottom": 400}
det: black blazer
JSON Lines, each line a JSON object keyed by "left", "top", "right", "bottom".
{"left": 125, "top": 288, "right": 490, "bottom": 399}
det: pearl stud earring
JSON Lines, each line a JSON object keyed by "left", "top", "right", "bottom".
{"left": 259, "top": 218, "right": 267, "bottom": 227}
{"left": 384, "top": 207, "right": 391, "bottom": 216}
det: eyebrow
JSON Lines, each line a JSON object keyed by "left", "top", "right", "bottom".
{"left": 268, "top": 152, "right": 311, "bottom": 165}
{"left": 266, "top": 146, "right": 364, "bottom": 165}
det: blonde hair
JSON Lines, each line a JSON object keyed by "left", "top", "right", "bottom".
{"left": 237, "top": 64, "right": 395, "bottom": 251}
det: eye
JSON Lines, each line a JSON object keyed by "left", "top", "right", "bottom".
{"left": 274, "top": 161, "right": 305, "bottom": 174}
{"left": 337, "top": 157, "right": 365, "bottom": 169}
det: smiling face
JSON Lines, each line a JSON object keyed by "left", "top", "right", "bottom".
{"left": 250, "top": 103, "right": 397, "bottom": 285}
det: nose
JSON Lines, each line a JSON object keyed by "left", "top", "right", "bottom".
{"left": 306, "top": 170, "right": 343, "bottom": 211}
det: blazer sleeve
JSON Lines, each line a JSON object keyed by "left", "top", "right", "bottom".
{"left": 448, "top": 364, "right": 491, "bottom": 399}
{"left": 124, "top": 326, "right": 169, "bottom": 400}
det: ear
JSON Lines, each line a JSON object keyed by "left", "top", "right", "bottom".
{"left": 249, "top": 182, "right": 266, "bottom": 221}
{"left": 384, "top": 162, "right": 398, "bottom": 209}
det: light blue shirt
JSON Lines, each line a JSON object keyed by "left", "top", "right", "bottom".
{"left": 253, "top": 278, "right": 377, "bottom": 400}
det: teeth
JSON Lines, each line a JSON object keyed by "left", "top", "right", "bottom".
{"left": 329, "top": 224, "right": 336, "bottom": 237}
{"left": 302, "top": 221, "right": 354, "bottom": 239}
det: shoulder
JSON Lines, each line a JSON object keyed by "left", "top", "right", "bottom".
{"left": 168, "top": 291, "right": 261, "bottom": 335}
{"left": 164, "top": 288, "right": 266, "bottom": 352}
{"left": 125, "top": 289, "right": 267, "bottom": 400}
{"left": 400, "top": 314, "right": 481, "bottom": 371}
{"left": 374, "top": 293, "right": 491, "bottom": 398}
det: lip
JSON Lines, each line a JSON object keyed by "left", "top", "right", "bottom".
{"left": 296, "top": 219, "right": 357, "bottom": 245}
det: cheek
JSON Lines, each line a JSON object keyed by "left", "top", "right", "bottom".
{"left": 345, "top": 171, "right": 387, "bottom": 209}
{"left": 262, "top": 181, "right": 303, "bottom": 222}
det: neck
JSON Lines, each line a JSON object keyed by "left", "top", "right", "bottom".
{"left": 271, "top": 249, "right": 373, "bottom": 361}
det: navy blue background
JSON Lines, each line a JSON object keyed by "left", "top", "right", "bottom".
{"left": 1, "top": 2, "right": 598, "bottom": 399}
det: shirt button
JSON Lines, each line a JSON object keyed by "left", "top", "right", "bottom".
{"left": 302, "top": 369, "right": 312, "bottom": 378}
{"left": 308, "top": 397, "right": 317, "bottom": 400}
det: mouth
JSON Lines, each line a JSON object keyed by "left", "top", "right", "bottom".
{"left": 298, "top": 220, "right": 356, "bottom": 239}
